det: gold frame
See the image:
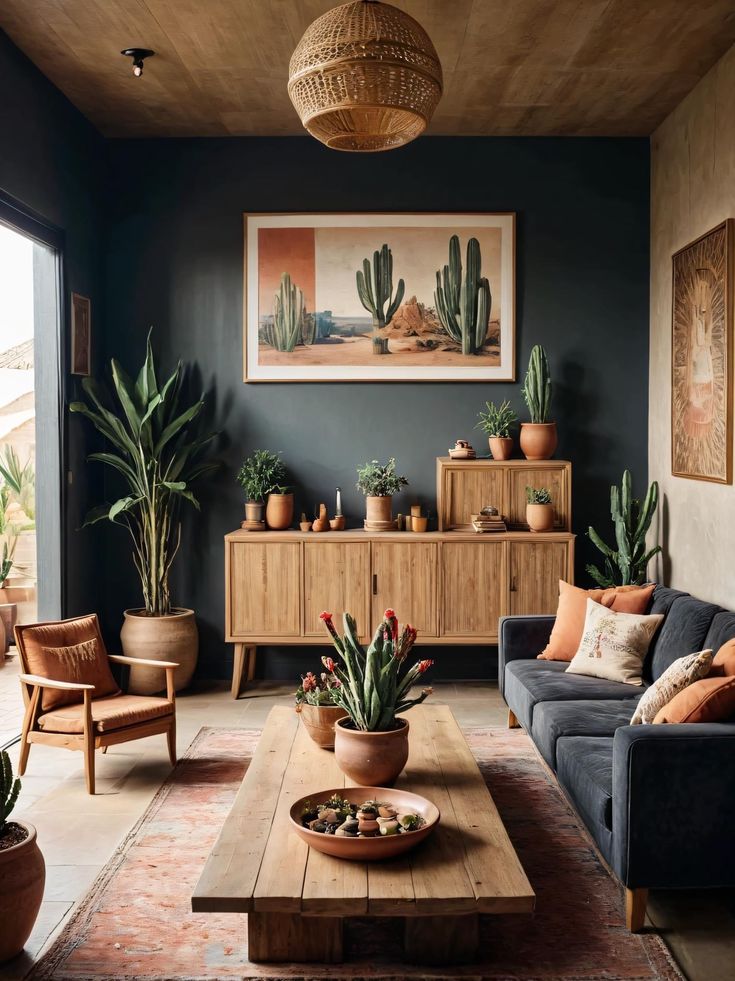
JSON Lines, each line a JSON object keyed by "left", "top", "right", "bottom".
{"left": 70, "top": 292, "right": 92, "bottom": 377}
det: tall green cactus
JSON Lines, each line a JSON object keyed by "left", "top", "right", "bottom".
{"left": 434, "top": 235, "right": 492, "bottom": 356}
{"left": 302, "top": 312, "right": 316, "bottom": 346}
{"left": 522, "top": 344, "right": 553, "bottom": 423}
{"left": 1, "top": 750, "right": 20, "bottom": 831}
{"left": 587, "top": 470, "right": 662, "bottom": 586}
{"left": 356, "top": 244, "right": 405, "bottom": 354}
{"left": 267, "top": 273, "right": 304, "bottom": 352}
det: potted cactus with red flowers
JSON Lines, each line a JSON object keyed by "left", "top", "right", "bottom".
{"left": 294, "top": 669, "right": 347, "bottom": 749}
{"left": 320, "top": 609, "right": 433, "bottom": 785}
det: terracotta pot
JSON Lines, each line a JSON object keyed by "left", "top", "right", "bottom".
{"left": 299, "top": 521, "right": 312, "bottom": 532}
{"left": 244, "top": 500, "right": 265, "bottom": 523}
{"left": 121, "top": 608, "right": 198, "bottom": 694}
{"left": 0, "top": 584, "right": 32, "bottom": 605}
{"left": 266, "top": 492, "right": 294, "bottom": 530}
{"left": 488, "top": 436, "right": 513, "bottom": 460}
{"left": 0, "top": 605, "right": 17, "bottom": 652}
{"left": 0, "top": 821, "right": 45, "bottom": 962}
{"left": 334, "top": 717, "right": 409, "bottom": 786}
{"left": 520, "top": 422, "right": 557, "bottom": 460}
{"left": 526, "top": 502, "right": 555, "bottom": 532}
{"left": 365, "top": 495, "right": 392, "bottom": 524}
{"left": 296, "top": 703, "right": 348, "bottom": 749}
{"left": 0, "top": 616, "right": 5, "bottom": 657}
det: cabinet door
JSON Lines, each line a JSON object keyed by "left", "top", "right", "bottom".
{"left": 509, "top": 541, "right": 568, "bottom": 616}
{"left": 304, "top": 542, "right": 370, "bottom": 639}
{"left": 441, "top": 466, "right": 506, "bottom": 529}
{"left": 371, "top": 542, "right": 437, "bottom": 636}
{"left": 229, "top": 542, "right": 301, "bottom": 636}
{"left": 508, "top": 467, "right": 569, "bottom": 530}
{"left": 441, "top": 541, "right": 505, "bottom": 639}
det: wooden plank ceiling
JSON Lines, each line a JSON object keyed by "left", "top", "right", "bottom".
{"left": 2, "top": 0, "right": 735, "bottom": 138}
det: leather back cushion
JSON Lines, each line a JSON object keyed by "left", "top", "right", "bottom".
{"left": 645, "top": 595, "right": 721, "bottom": 682}
{"left": 19, "top": 615, "right": 120, "bottom": 711}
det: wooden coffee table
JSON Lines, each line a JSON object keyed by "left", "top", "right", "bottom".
{"left": 192, "top": 704, "right": 534, "bottom": 965}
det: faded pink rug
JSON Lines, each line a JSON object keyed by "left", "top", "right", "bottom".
{"left": 30, "top": 727, "right": 682, "bottom": 980}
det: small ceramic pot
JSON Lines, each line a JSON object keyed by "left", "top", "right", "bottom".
{"left": 519, "top": 422, "right": 557, "bottom": 460}
{"left": 0, "top": 821, "right": 45, "bottom": 962}
{"left": 296, "top": 703, "right": 348, "bottom": 749}
{"left": 365, "top": 495, "right": 392, "bottom": 524}
{"left": 334, "top": 717, "right": 409, "bottom": 786}
{"left": 245, "top": 500, "right": 265, "bottom": 523}
{"left": 266, "top": 492, "right": 294, "bottom": 530}
{"left": 526, "top": 503, "right": 555, "bottom": 532}
{"left": 329, "top": 516, "right": 346, "bottom": 531}
{"left": 411, "top": 516, "right": 428, "bottom": 532}
{"left": 488, "top": 436, "right": 513, "bottom": 460}
{"left": 300, "top": 521, "right": 312, "bottom": 532}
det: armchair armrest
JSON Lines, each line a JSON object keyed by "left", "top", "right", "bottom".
{"left": 19, "top": 673, "right": 95, "bottom": 692}
{"left": 498, "top": 615, "right": 555, "bottom": 697}
{"left": 612, "top": 723, "right": 735, "bottom": 890}
{"left": 108, "top": 655, "right": 179, "bottom": 669}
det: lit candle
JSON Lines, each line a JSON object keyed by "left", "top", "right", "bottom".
{"left": 336, "top": 487, "right": 342, "bottom": 516}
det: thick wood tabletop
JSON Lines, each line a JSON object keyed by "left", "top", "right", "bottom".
{"left": 192, "top": 704, "right": 535, "bottom": 917}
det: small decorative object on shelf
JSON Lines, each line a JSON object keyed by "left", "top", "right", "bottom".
{"left": 476, "top": 398, "right": 517, "bottom": 460}
{"left": 471, "top": 505, "right": 507, "bottom": 533}
{"left": 357, "top": 458, "right": 408, "bottom": 531}
{"left": 587, "top": 470, "right": 662, "bottom": 586}
{"left": 448, "top": 438, "right": 476, "bottom": 459}
{"left": 526, "top": 486, "right": 554, "bottom": 532}
{"left": 330, "top": 489, "right": 345, "bottom": 530}
{"left": 294, "top": 671, "right": 347, "bottom": 749}
{"left": 299, "top": 512, "right": 312, "bottom": 532}
{"left": 237, "top": 450, "right": 287, "bottom": 528}
{"left": 520, "top": 345, "right": 558, "bottom": 460}
{"left": 410, "top": 504, "right": 428, "bottom": 532}
{"left": 320, "top": 609, "right": 432, "bottom": 785}
{"left": 312, "top": 503, "right": 330, "bottom": 532}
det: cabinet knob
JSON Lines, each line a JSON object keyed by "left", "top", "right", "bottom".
{"left": 510, "top": 576, "right": 517, "bottom": 592}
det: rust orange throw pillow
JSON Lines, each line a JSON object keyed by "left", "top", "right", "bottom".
{"left": 653, "top": 675, "right": 735, "bottom": 723}
{"left": 538, "top": 580, "right": 657, "bottom": 662}
{"left": 710, "top": 638, "right": 735, "bottom": 677}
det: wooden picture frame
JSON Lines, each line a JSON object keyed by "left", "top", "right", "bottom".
{"left": 243, "top": 212, "right": 516, "bottom": 383}
{"left": 70, "top": 292, "right": 91, "bottom": 377}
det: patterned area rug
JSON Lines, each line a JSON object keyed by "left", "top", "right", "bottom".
{"left": 30, "top": 726, "right": 682, "bottom": 981}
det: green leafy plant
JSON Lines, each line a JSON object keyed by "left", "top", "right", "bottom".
{"left": 265, "top": 273, "right": 304, "bottom": 352}
{"left": 69, "top": 330, "right": 219, "bottom": 617}
{"left": 476, "top": 399, "right": 517, "bottom": 437}
{"left": 237, "top": 450, "right": 287, "bottom": 503}
{"left": 356, "top": 244, "right": 405, "bottom": 354}
{"left": 526, "top": 486, "right": 552, "bottom": 504}
{"left": 1, "top": 750, "right": 21, "bottom": 834}
{"left": 0, "top": 447, "right": 35, "bottom": 584}
{"left": 586, "top": 470, "right": 662, "bottom": 587}
{"left": 320, "top": 610, "right": 433, "bottom": 731}
{"left": 295, "top": 670, "right": 340, "bottom": 706}
{"left": 356, "top": 458, "right": 408, "bottom": 498}
{"left": 522, "top": 345, "right": 552, "bottom": 423}
{"left": 434, "top": 235, "right": 492, "bottom": 356}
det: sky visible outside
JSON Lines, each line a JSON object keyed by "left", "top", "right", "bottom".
{"left": 0, "top": 223, "right": 34, "bottom": 354}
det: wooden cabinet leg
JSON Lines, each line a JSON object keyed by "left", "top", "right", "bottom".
{"left": 246, "top": 645, "right": 257, "bottom": 682}
{"left": 508, "top": 707, "right": 520, "bottom": 729}
{"left": 626, "top": 887, "right": 648, "bottom": 932}
{"left": 404, "top": 914, "right": 479, "bottom": 965}
{"left": 248, "top": 912, "right": 342, "bottom": 963}
{"left": 231, "top": 643, "right": 246, "bottom": 699}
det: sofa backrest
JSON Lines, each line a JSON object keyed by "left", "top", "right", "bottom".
{"left": 703, "top": 611, "right": 735, "bottom": 652}
{"left": 645, "top": 588, "right": 722, "bottom": 681}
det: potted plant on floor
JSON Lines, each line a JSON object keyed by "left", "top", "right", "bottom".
{"left": 476, "top": 399, "right": 517, "bottom": 460}
{"left": 320, "top": 610, "right": 433, "bottom": 785}
{"left": 526, "top": 486, "right": 555, "bottom": 532}
{"left": 236, "top": 450, "right": 288, "bottom": 527}
{"left": 69, "top": 330, "right": 219, "bottom": 694}
{"left": 587, "top": 469, "right": 662, "bottom": 586}
{"left": 520, "top": 345, "right": 557, "bottom": 460}
{"left": 295, "top": 669, "right": 347, "bottom": 749}
{"left": 0, "top": 750, "right": 45, "bottom": 963}
{"left": 0, "top": 447, "right": 35, "bottom": 633}
{"left": 356, "top": 458, "right": 408, "bottom": 529}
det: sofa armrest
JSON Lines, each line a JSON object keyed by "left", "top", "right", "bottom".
{"left": 612, "top": 723, "right": 735, "bottom": 889}
{"left": 498, "top": 615, "right": 555, "bottom": 697}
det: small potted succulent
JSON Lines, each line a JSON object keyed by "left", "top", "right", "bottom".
{"left": 320, "top": 610, "right": 433, "bottom": 785}
{"left": 237, "top": 450, "right": 290, "bottom": 527}
{"left": 295, "top": 670, "right": 347, "bottom": 748}
{"left": 526, "top": 486, "right": 554, "bottom": 532}
{"left": 0, "top": 751, "right": 45, "bottom": 962}
{"left": 476, "top": 399, "right": 518, "bottom": 460}
{"left": 356, "top": 458, "right": 408, "bottom": 528}
{"left": 520, "top": 344, "right": 558, "bottom": 460}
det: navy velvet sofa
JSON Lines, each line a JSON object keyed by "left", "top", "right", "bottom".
{"left": 498, "top": 585, "right": 735, "bottom": 931}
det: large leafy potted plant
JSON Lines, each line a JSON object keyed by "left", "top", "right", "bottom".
{"left": 356, "top": 457, "right": 408, "bottom": 528}
{"left": 294, "top": 669, "right": 347, "bottom": 749}
{"left": 587, "top": 470, "right": 662, "bottom": 586}
{"left": 520, "top": 344, "right": 557, "bottom": 460}
{"left": 69, "top": 332, "right": 218, "bottom": 694}
{"left": 0, "top": 750, "right": 45, "bottom": 962}
{"left": 476, "top": 399, "right": 517, "bottom": 460}
{"left": 237, "top": 450, "right": 289, "bottom": 527}
{"left": 320, "top": 610, "right": 433, "bottom": 785}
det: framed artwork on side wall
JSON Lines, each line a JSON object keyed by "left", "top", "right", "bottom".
{"left": 70, "top": 292, "right": 91, "bottom": 377}
{"left": 243, "top": 212, "right": 516, "bottom": 382}
{"left": 671, "top": 219, "right": 733, "bottom": 484}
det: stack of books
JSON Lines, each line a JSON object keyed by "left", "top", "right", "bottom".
{"left": 470, "top": 512, "right": 507, "bottom": 533}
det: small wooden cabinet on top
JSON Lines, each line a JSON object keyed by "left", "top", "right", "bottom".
{"left": 225, "top": 458, "right": 574, "bottom": 696}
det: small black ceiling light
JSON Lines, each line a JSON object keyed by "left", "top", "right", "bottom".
{"left": 121, "top": 48, "right": 155, "bottom": 77}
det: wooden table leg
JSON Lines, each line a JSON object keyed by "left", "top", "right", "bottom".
{"left": 248, "top": 912, "right": 343, "bottom": 963}
{"left": 231, "top": 643, "right": 246, "bottom": 699}
{"left": 404, "top": 914, "right": 479, "bottom": 965}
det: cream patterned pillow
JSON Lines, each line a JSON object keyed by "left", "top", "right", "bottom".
{"left": 631, "top": 649, "right": 714, "bottom": 724}
{"left": 566, "top": 599, "right": 664, "bottom": 686}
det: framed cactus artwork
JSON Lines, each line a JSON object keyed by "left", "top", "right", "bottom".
{"left": 243, "top": 213, "right": 515, "bottom": 382}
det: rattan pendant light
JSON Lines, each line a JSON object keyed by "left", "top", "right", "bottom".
{"left": 288, "top": 0, "right": 443, "bottom": 152}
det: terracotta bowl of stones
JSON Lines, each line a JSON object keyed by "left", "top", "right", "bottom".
{"left": 289, "top": 786, "right": 440, "bottom": 861}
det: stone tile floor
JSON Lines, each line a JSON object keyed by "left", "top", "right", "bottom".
{"left": 0, "top": 654, "right": 733, "bottom": 980}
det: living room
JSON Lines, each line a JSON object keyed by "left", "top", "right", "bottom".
{"left": 0, "top": 2, "right": 734, "bottom": 979}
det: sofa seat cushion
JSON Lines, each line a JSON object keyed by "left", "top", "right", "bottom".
{"left": 532, "top": 699, "right": 639, "bottom": 769}
{"left": 556, "top": 736, "right": 614, "bottom": 838}
{"left": 504, "top": 659, "right": 645, "bottom": 731}
{"left": 38, "top": 694, "right": 172, "bottom": 734}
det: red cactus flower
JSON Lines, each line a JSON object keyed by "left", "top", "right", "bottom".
{"left": 320, "top": 611, "right": 340, "bottom": 642}
{"left": 384, "top": 608, "right": 396, "bottom": 620}
{"left": 302, "top": 671, "right": 317, "bottom": 692}
{"left": 418, "top": 659, "right": 434, "bottom": 674}
{"left": 322, "top": 656, "right": 336, "bottom": 673}
{"left": 319, "top": 611, "right": 333, "bottom": 622}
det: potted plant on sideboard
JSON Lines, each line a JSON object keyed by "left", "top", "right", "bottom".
{"left": 295, "top": 669, "right": 347, "bottom": 749}
{"left": 526, "top": 486, "right": 555, "bottom": 532}
{"left": 476, "top": 399, "right": 517, "bottom": 460}
{"left": 320, "top": 610, "right": 433, "bottom": 785}
{"left": 356, "top": 457, "right": 408, "bottom": 529}
{"left": 70, "top": 330, "right": 219, "bottom": 694}
{"left": 0, "top": 750, "right": 45, "bottom": 963}
{"left": 237, "top": 450, "right": 290, "bottom": 528}
{"left": 520, "top": 344, "right": 557, "bottom": 460}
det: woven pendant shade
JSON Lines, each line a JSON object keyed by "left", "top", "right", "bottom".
{"left": 288, "top": 0, "right": 443, "bottom": 152}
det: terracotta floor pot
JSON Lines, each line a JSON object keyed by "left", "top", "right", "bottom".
{"left": 296, "top": 703, "right": 348, "bottom": 749}
{"left": 0, "top": 821, "right": 45, "bottom": 962}
{"left": 488, "top": 436, "right": 513, "bottom": 460}
{"left": 121, "top": 608, "right": 198, "bottom": 694}
{"left": 365, "top": 495, "right": 392, "bottom": 524}
{"left": 0, "top": 616, "right": 5, "bottom": 656}
{"left": 334, "top": 717, "right": 409, "bottom": 785}
{"left": 0, "top": 604, "right": 17, "bottom": 652}
{"left": 244, "top": 501, "right": 265, "bottom": 523}
{"left": 520, "top": 422, "right": 558, "bottom": 460}
{"left": 266, "top": 492, "right": 294, "bottom": 530}
{"left": 526, "top": 503, "right": 555, "bottom": 532}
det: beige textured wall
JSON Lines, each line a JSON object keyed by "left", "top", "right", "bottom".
{"left": 650, "top": 43, "right": 735, "bottom": 605}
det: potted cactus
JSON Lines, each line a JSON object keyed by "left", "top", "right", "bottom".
{"left": 526, "top": 486, "right": 554, "bottom": 532}
{"left": 587, "top": 470, "right": 662, "bottom": 586}
{"left": 476, "top": 399, "right": 518, "bottom": 460}
{"left": 356, "top": 458, "right": 408, "bottom": 528}
{"left": 294, "top": 670, "right": 347, "bottom": 749}
{"left": 0, "top": 751, "right": 45, "bottom": 962}
{"left": 320, "top": 610, "right": 433, "bottom": 785}
{"left": 356, "top": 244, "right": 405, "bottom": 355}
{"left": 237, "top": 450, "right": 288, "bottom": 526}
{"left": 520, "top": 344, "right": 558, "bottom": 460}
{"left": 434, "top": 235, "right": 492, "bottom": 356}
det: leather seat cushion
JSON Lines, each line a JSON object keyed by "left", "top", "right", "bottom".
{"left": 38, "top": 694, "right": 172, "bottom": 734}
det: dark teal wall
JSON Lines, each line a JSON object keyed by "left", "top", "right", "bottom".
{"left": 104, "top": 136, "right": 650, "bottom": 679}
